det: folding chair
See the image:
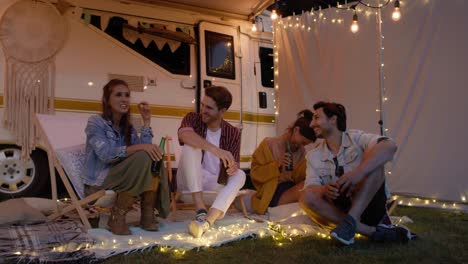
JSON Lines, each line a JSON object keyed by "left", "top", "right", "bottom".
{"left": 163, "top": 136, "right": 178, "bottom": 215}
{"left": 34, "top": 113, "right": 107, "bottom": 230}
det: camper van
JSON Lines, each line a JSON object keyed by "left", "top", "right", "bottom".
{"left": 0, "top": 0, "right": 276, "bottom": 199}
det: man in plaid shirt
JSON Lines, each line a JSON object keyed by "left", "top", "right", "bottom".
{"left": 177, "top": 86, "right": 245, "bottom": 238}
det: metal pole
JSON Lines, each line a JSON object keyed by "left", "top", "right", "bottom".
{"left": 376, "top": 0, "right": 386, "bottom": 136}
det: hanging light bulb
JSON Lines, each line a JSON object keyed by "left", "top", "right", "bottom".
{"left": 251, "top": 18, "right": 257, "bottom": 32}
{"left": 271, "top": 9, "right": 278, "bottom": 20}
{"left": 350, "top": 13, "right": 359, "bottom": 33}
{"left": 392, "top": 0, "right": 401, "bottom": 21}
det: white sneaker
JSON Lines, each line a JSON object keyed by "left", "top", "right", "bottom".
{"left": 188, "top": 220, "right": 210, "bottom": 238}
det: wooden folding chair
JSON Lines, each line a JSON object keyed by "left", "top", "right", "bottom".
{"left": 34, "top": 114, "right": 106, "bottom": 230}
{"left": 163, "top": 136, "right": 178, "bottom": 215}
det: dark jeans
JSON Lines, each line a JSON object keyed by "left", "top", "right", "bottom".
{"left": 269, "top": 181, "right": 296, "bottom": 207}
{"left": 333, "top": 182, "right": 387, "bottom": 226}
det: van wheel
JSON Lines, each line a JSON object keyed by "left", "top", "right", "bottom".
{"left": 0, "top": 145, "right": 50, "bottom": 200}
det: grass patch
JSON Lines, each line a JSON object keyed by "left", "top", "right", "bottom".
{"left": 103, "top": 207, "right": 468, "bottom": 264}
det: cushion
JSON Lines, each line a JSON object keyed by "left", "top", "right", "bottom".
{"left": 55, "top": 144, "right": 87, "bottom": 198}
{"left": 22, "top": 197, "right": 63, "bottom": 216}
{"left": 0, "top": 198, "right": 47, "bottom": 226}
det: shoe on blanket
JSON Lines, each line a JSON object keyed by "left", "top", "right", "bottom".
{"left": 188, "top": 219, "right": 210, "bottom": 238}
{"left": 195, "top": 209, "right": 208, "bottom": 222}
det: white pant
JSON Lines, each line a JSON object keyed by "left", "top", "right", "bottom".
{"left": 177, "top": 145, "right": 246, "bottom": 214}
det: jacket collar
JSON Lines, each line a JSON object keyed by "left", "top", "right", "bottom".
{"left": 319, "top": 131, "right": 351, "bottom": 161}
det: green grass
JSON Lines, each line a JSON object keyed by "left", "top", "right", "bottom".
{"left": 103, "top": 207, "right": 468, "bottom": 264}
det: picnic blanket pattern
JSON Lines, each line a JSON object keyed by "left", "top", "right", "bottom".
{"left": 0, "top": 219, "right": 95, "bottom": 263}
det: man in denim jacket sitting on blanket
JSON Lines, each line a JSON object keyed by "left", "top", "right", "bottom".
{"left": 300, "top": 101, "right": 412, "bottom": 245}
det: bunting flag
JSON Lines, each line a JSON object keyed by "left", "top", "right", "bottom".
{"left": 122, "top": 28, "right": 139, "bottom": 44}
{"left": 153, "top": 36, "right": 167, "bottom": 50}
{"left": 139, "top": 34, "right": 153, "bottom": 48}
{"left": 89, "top": 12, "right": 192, "bottom": 53}
{"left": 167, "top": 40, "right": 181, "bottom": 52}
{"left": 100, "top": 13, "right": 111, "bottom": 31}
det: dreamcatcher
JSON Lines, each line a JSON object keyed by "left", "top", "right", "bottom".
{"left": 0, "top": 0, "right": 67, "bottom": 158}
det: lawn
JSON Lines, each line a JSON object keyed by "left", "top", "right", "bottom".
{"left": 102, "top": 207, "right": 468, "bottom": 264}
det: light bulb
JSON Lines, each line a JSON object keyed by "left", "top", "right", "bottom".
{"left": 271, "top": 10, "right": 278, "bottom": 20}
{"left": 350, "top": 13, "right": 359, "bottom": 33}
{"left": 251, "top": 22, "right": 257, "bottom": 32}
{"left": 392, "top": 0, "right": 401, "bottom": 21}
{"left": 392, "top": 7, "right": 401, "bottom": 21}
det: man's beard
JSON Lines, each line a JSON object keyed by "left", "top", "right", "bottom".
{"left": 202, "top": 114, "right": 215, "bottom": 124}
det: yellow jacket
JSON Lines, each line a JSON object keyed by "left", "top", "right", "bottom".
{"left": 250, "top": 139, "right": 307, "bottom": 214}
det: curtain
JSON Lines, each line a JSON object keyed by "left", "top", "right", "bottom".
{"left": 274, "top": 0, "right": 468, "bottom": 202}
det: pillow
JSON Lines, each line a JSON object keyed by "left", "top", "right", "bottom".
{"left": 22, "top": 197, "right": 64, "bottom": 216}
{"left": 0, "top": 198, "right": 47, "bottom": 226}
{"left": 56, "top": 144, "right": 87, "bottom": 198}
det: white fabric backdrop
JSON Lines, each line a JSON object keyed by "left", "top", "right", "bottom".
{"left": 274, "top": 0, "right": 468, "bottom": 202}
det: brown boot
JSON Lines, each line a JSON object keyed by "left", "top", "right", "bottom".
{"left": 108, "top": 192, "right": 135, "bottom": 235}
{"left": 140, "top": 191, "right": 159, "bottom": 231}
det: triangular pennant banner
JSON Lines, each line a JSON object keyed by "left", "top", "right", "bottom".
{"left": 167, "top": 40, "right": 181, "bottom": 53}
{"left": 153, "top": 36, "right": 167, "bottom": 51}
{"left": 100, "top": 14, "right": 111, "bottom": 31}
{"left": 140, "top": 34, "right": 153, "bottom": 48}
{"left": 122, "top": 28, "right": 139, "bottom": 44}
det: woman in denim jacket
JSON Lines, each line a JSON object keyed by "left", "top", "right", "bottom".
{"left": 84, "top": 79, "right": 163, "bottom": 235}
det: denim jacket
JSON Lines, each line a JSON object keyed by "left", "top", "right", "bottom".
{"left": 304, "top": 129, "right": 392, "bottom": 187}
{"left": 84, "top": 115, "right": 153, "bottom": 186}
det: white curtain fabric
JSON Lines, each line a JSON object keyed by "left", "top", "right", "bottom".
{"left": 274, "top": 0, "right": 468, "bottom": 202}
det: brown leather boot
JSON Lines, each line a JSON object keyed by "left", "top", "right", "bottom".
{"left": 108, "top": 192, "right": 135, "bottom": 235}
{"left": 140, "top": 190, "right": 159, "bottom": 231}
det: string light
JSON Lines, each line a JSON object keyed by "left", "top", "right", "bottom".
{"left": 350, "top": 12, "right": 359, "bottom": 33}
{"left": 271, "top": 9, "right": 278, "bottom": 20}
{"left": 392, "top": 0, "right": 401, "bottom": 21}
{"left": 251, "top": 19, "right": 257, "bottom": 32}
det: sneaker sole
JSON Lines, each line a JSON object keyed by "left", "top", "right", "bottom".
{"left": 330, "top": 232, "right": 355, "bottom": 245}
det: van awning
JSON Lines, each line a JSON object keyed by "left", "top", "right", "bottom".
{"left": 126, "top": 0, "right": 274, "bottom": 20}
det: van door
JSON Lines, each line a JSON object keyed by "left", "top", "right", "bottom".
{"left": 198, "top": 22, "right": 241, "bottom": 112}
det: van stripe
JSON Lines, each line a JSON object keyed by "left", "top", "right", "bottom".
{"left": 0, "top": 96, "right": 275, "bottom": 124}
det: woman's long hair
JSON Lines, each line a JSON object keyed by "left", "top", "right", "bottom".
{"left": 289, "top": 109, "right": 316, "bottom": 142}
{"left": 101, "top": 79, "right": 133, "bottom": 146}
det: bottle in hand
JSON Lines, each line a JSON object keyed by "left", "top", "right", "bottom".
{"left": 151, "top": 137, "right": 166, "bottom": 173}
{"left": 285, "top": 141, "right": 293, "bottom": 171}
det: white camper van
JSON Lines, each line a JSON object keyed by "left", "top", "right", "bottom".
{"left": 0, "top": 0, "right": 276, "bottom": 199}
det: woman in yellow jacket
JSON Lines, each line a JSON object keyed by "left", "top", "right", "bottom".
{"left": 250, "top": 110, "right": 316, "bottom": 214}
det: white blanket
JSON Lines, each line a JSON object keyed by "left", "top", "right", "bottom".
{"left": 86, "top": 203, "right": 415, "bottom": 259}
{"left": 87, "top": 203, "right": 324, "bottom": 259}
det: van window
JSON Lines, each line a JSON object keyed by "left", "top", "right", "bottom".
{"left": 88, "top": 15, "right": 191, "bottom": 76}
{"left": 259, "top": 47, "right": 274, "bottom": 88}
{"left": 205, "top": 31, "right": 235, "bottom": 80}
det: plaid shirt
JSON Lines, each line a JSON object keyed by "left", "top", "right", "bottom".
{"left": 178, "top": 112, "right": 241, "bottom": 163}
